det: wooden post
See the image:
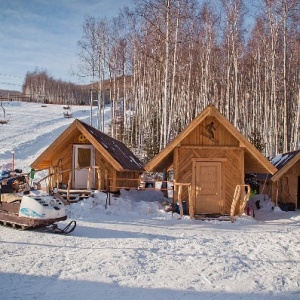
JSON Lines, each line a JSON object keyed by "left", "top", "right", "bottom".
{"left": 173, "top": 179, "right": 177, "bottom": 213}
{"left": 58, "top": 159, "right": 63, "bottom": 186}
{"left": 161, "top": 168, "right": 168, "bottom": 198}
{"left": 275, "top": 180, "right": 279, "bottom": 207}
{"left": 49, "top": 167, "right": 53, "bottom": 191}
{"left": 230, "top": 185, "right": 241, "bottom": 222}
{"left": 239, "top": 185, "right": 251, "bottom": 216}
{"left": 87, "top": 166, "right": 92, "bottom": 190}
{"left": 67, "top": 171, "right": 72, "bottom": 201}
{"left": 174, "top": 182, "right": 191, "bottom": 218}
{"left": 230, "top": 184, "right": 251, "bottom": 222}
{"left": 107, "top": 176, "right": 111, "bottom": 205}
{"left": 104, "top": 169, "right": 108, "bottom": 191}
{"left": 188, "top": 184, "right": 193, "bottom": 219}
{"left": 178, "top": 184, "right": 183, "bottom": 217}
{"left": 56, "top": 167, "right": 60, "bottom": 188}
{"left": 97, "top": 167, "right": 101, "bottom": 191}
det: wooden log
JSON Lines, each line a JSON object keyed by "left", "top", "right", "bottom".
{"left": 104, "top": 169, "right": 108, "bottom": 191}
{"left": 87, "top": 167, "right": 92, "bottom": 190}
{"left": 174, "top": 182, "right": 191, "bottom": 218}
{"left": 97, "top": 168, "right": 101, "bottom": 190}
{"left": 230, "top": 184, "right": 250, "bottom": 222}
{"left": 230, "top": 185, "right": 241, "bottom": 222}
{"left": 188, "top": 184, "right": 193, "bottom": 219}
{"left": 57, "top": 189, "right": 92, "bottom": 194}
{"left": 239, "top": 187, "right": 251, "bottom": 217}
{"left": 178, "top": 185, "right": 183, "bottom": 217}
{"left": 67, "top": 171, "right": 72, "bottom": 201}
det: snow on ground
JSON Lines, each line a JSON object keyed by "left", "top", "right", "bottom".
{"left": 0, "top": 102, "right": 300, "bottom": 300}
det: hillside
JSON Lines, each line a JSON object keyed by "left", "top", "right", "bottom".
{"left": 0, "top": 90, "right": 22, "bottom": 98}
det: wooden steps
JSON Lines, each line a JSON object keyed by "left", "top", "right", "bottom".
{"left": 56, "top": 190, "right": 94, "bottom": 204}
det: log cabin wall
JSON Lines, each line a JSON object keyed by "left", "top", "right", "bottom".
{"left": 60, "top": 144, "right": 73, "bottom": 185}
{"left": 115, "top": 171, "right": 141, "bottom": 189}
{"left": 43, "top": 130, "right": 82, "bottom": 186}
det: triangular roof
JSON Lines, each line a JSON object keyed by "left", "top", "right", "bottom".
{"left": 31, "top": 119, "right": 144, "bottom": 172}
{"left": 270, "top": 149, "right": 300, "bottom": 182}
{"left": 145, "top": 105, "right": 277, "bottom": 175}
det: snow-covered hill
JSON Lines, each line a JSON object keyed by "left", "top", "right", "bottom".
{"left": 0, "top": 102, "right": 300, "bottom": 300}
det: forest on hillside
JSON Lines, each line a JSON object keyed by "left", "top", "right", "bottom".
{"left": 22, "top": 70, "right": 90, "bottom": 105}
{"left": 25, "top": 0, "right": 300, "bottom": 161}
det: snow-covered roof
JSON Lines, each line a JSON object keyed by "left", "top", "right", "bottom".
{"left": 271, "top": 149, "right": 300, "bottom": 170}
{"left": 270, "top": 149, "right": 300, "bottom": 182}
{"left": 257, "top": 149, "right": 300, "bottom": 182}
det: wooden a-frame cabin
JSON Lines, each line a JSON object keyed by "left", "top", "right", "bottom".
{"left": 258, "top": 149, "right": 300, "bottom": 210}
{"left": 145, "top": 104, "right": 277, "bottom": 218}
{"left": 31, "top": 119, "right": 144, "bottom": 193}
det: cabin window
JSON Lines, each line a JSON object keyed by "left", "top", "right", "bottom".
{"left": 77, "top": 148, "right": 91, "bottom": 168}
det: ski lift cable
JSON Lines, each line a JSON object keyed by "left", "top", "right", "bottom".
{"left": 0, "top": 81, "right": 23, "bottom": 86}
{"left": 0, "top": 73, "right": 22, "bottom": 78}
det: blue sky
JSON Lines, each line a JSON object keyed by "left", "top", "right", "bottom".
{"left": 0, "top": 0, "right": 133, "bottom": 92}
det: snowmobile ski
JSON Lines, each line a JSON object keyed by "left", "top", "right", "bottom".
{"left": 47, "top": 220, "right": 77, "bottom": 234}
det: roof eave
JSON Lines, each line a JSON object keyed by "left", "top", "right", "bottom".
{"left": 31, "top": 119, "right": 78, "bottom": 169}
{"left": 271, "top": 152, "right": 300, "bottom": 182}
{"left": 211, "top": 109, "right": 277, "bottom": 175}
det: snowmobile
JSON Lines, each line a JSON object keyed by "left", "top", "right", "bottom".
{"left": 0, "top": 167, "right": 76, "bottom": 234}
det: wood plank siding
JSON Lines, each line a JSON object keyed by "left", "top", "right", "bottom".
{"left": 175, "top": 147, "right": 244, "bottom": 214}
{"left": 31, "top": 119, "right": 144, "bottom": 192}
{"left": 272, "top": 160, "right": 300, "bottom": 208}
{"left": 146, "top": 105, "right": 276, "bottom": 217}
{"left": 258, "top": 150, "right": 300, "bottom": 209}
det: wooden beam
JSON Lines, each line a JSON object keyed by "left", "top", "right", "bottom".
{"left": 180, "top": 146, "right": 241, "bottom": 150}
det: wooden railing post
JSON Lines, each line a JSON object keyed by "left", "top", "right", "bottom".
{"left": 87, "top": 166, "right": 92, "bottom": 190}
{"left": 67, "top": 171, "right": 72, "bottom": 201}
{"left": 178, "top": 184, "right": 183, "bottom": 217}
{"left": 96, "top": 167, "right": 101, "bottom": 191}
{"left": 230, "top": 184, "right": 251, "bottom": 222}
{"left": 188, "top": 184, "right": 193, "bottom": 219}
{"left": 49, "top": 167, "right": 53, "bottom": 191}
{"left": 104, "top": 169, "right": 108, "bottom": 191}
{"left": 173, "top": 182, "right": 192, "bottom": 218}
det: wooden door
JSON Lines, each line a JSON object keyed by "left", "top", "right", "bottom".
{"left": 73, "top": 145, "right": 95, "bottom": 189}
{"left": 194, "top": 161, "right": 221, "bottom": 214}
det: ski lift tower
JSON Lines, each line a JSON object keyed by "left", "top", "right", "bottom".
{"left": 0, "top": 101, "right": 9, "bottom": 124}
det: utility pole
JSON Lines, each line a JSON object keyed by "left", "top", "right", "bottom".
{"left": 90, "top": 88, "right": 93, "bottom": 126}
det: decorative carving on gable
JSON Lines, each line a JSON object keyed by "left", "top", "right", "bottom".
{"left": 201, "top": 122, "right": 219, "bottom": 144}
{"left": 78, "top": 134, "right": 87, "bottom": 143}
